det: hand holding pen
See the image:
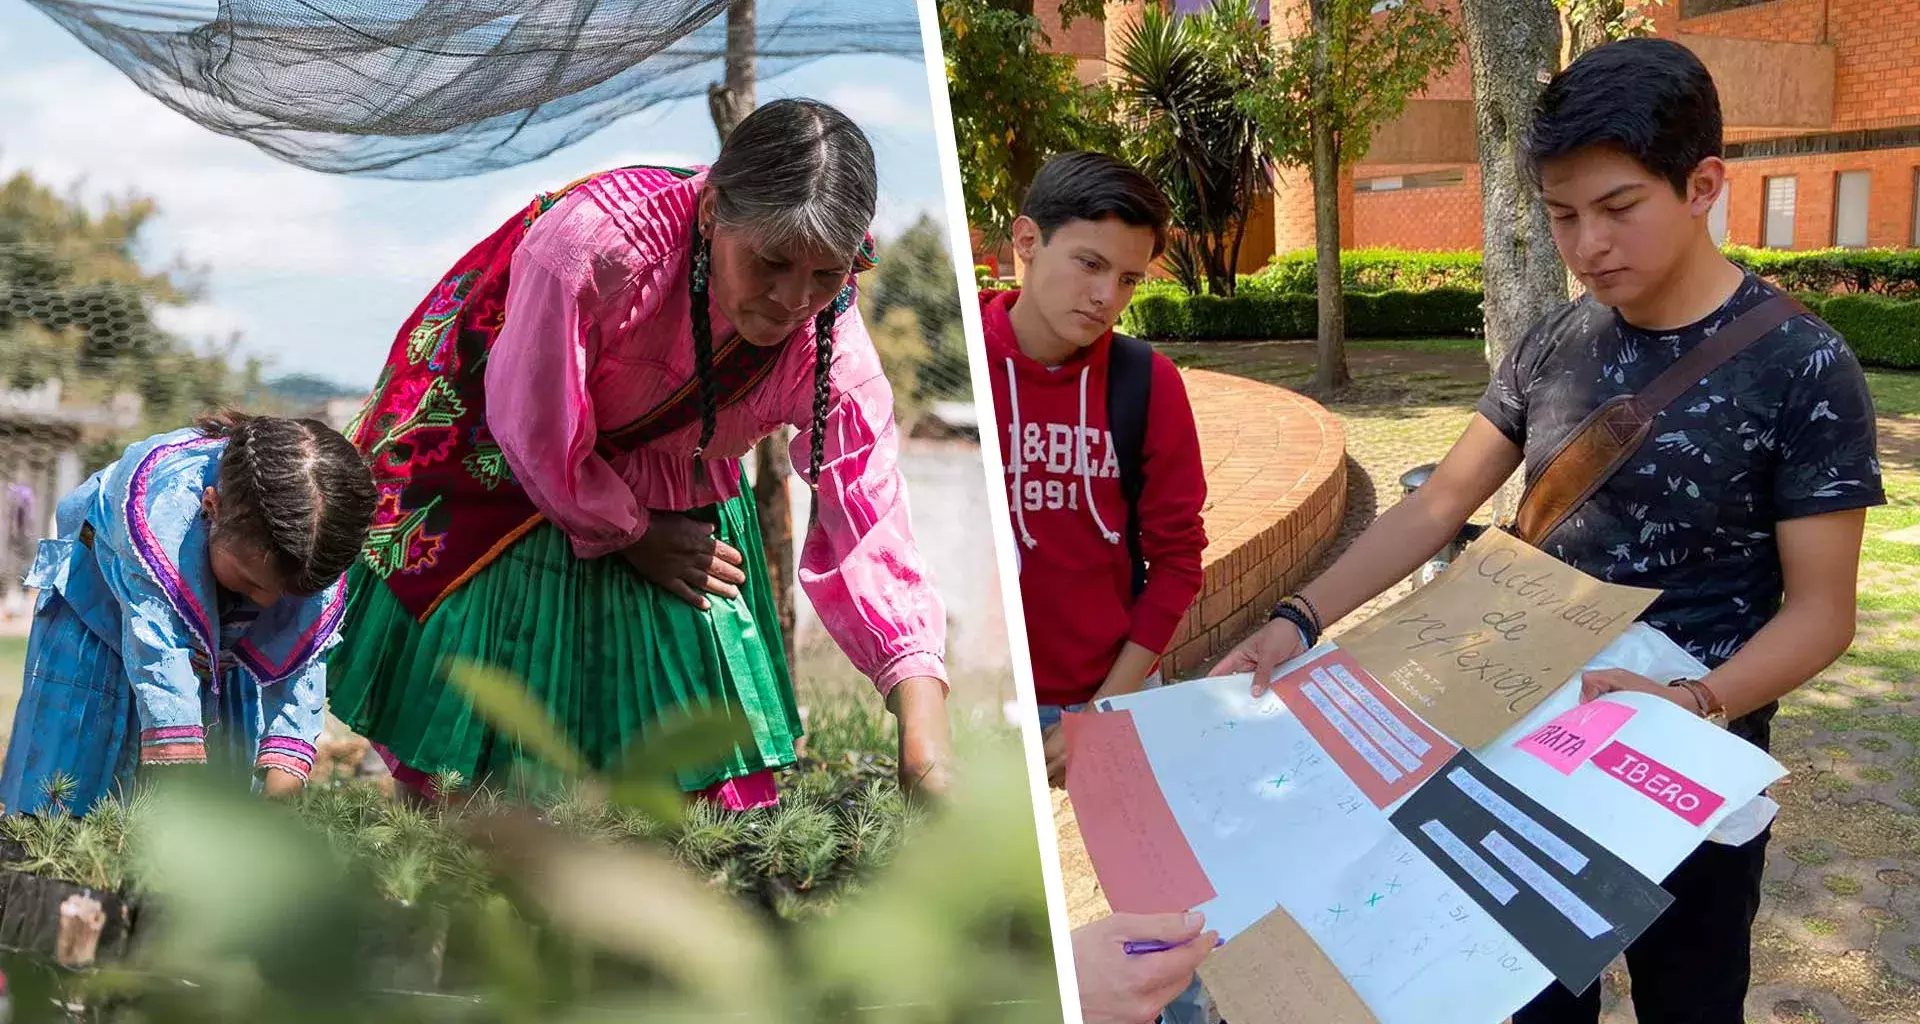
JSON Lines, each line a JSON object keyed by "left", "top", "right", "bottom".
{"left": 1074, "top": 912, "right": 1221, "bottom": 1024}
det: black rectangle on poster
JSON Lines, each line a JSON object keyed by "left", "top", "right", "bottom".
{"left": 1389, "top": 749, "right": 1674, "bottom": 994}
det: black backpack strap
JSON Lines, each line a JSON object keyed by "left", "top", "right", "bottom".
{"left": 1106, "top": 332, "right": 1155, "bottom": 599}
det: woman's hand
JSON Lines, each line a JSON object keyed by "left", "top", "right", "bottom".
{"left": 1580, "top": 669, "right": 1698, "bottom": 713}
{"left": 888, "top": 676, "right": 953, "bottom": 801}
{"left": 262, "top": 767, "right": 306, "bottom": 799}
{"left": 620, "top": 512, "right": 748, "bottom": 609}
{"left": 1211, "top": 619, "right": 1308, "bottom": 697}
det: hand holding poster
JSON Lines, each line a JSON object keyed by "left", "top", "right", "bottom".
{"left": 1337, "top": 530, "right": 1660, "bottom": 747}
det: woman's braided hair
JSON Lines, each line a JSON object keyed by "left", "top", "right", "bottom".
{"left": 195, "top": 412, "right": 378, "bottom": 596}
{"left": 689, "top": 97, "right": 878, "bottom": 487}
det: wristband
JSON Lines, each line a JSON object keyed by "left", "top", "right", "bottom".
{"left": 1287, "top": 592, "right": 1324, "bottom": 634}
{"left": 1269, "top": 602, "right": 1320, "bottom": 649}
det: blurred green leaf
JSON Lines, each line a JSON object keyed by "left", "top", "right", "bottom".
{"left": 444, "top": 660, "right": 588, "bottom": 777}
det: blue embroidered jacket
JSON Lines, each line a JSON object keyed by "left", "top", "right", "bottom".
{"left": 22, "top": 428, "right": 340, "bottom": 778}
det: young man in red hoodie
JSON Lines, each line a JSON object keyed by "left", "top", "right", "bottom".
{"left": 983, "top": 151, "right": 1208, "bottom": 790}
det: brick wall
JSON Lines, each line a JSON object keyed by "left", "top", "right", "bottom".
{"left": 1724, "top": 146, "right": 1920, "bottom": 248}
{"left": 1035, "top": 0, "right": 1108, "bottom": 59}
{"left": 1653, "top": 0, "right": 1827, "bottom": 44}
{"left": 1272, "top": 166, "right": 1356, "bottom": 251}
{"left": 1161, "top": 373, "right": 1348, "bottom": 677}
{"left": 1353, "top": 163, "right": 1485, "bottom": 250}
{"left": 1658, "top": 0, "right": 1920, "bottom": 131}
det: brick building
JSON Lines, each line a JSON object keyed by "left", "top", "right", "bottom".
{"left": 997, "top": 0, "right": 1920, "bottom": 266}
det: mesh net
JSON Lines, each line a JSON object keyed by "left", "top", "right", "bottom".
{"left": 24, "top": 0, "right": 924, "bottom": 178}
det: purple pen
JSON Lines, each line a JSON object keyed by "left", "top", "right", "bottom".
{"left": 1123, "top": 935, "right": 1226, "bottom": 956}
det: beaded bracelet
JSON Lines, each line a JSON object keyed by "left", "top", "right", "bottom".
{"left": 1269, "top": 601, "right": 1321, "bottom": 649}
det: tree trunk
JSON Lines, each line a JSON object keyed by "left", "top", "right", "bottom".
{"left": 708, "top": 0, "right": 796, "bottom": 675}
{"left": 753, "top": 428, "right": 797, "bottom": 673}
{"left": 706, "top": 0, "right": 756, "bottom": 140}
{"left": 1309, "top": 0, "right": 1348, "bottom": 391}
{"left": 1460, "top": 0, "right": 1561, "bottom": 520}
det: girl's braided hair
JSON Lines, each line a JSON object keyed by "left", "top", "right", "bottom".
{"left": 689, "top": 97, "right": 878, "bottom": 486}
{"left": 195, "top": 412, "right": 378, "bottom": 595}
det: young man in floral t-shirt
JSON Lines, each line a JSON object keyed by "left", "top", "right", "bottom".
{"left": 1218, "top": 38, "right": 1882, "bottom": 1024}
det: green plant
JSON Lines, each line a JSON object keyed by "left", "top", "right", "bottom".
{"left": 1113, "top": 0, "right": 1274, "bottom": 297}
{"left": 941, "top": 0, "right": 1119, "bottom": 243}
{"left": 0, "top": 668, "right": 1052, "bottom": 1021}
{"left": 1241, "top": 248, "right": 1485, "bottom": 295}
{"left": 1794, "top": 292, "right": 1920, "bottom": 370}
{"left": 1727, "top": 246, "right": 1920, "bottom": 297}
{"left": 1119, "top": 287, "right": 1482, "bottom": 341}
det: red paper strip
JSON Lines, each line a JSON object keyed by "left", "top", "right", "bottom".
{"left": 1064, "top": 708, "right": 1216, "bottom": 913}
{"left": 1275, "top": 648, "right": 1458, "bottom": 809}
{"left": 1589, "top": 741, "right": 1726, "bottom": 826}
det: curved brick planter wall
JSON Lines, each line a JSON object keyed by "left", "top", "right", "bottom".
{"left": 1161, "top": 370, "right": 1347, "bottom": 678}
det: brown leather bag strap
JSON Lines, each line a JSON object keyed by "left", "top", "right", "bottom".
{"left": 1513, "top": 292, "right": 1806, "bottom": 547}
{"left": 1629, "top": 293, "right": 1806, "bottom": 422}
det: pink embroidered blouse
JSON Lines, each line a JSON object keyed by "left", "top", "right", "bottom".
{"left": 482, "top": 166, "right": 946, "bottom": 695}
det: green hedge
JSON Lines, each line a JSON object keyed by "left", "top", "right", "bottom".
{"left": 1229, "top": 247, "right": 1920, "bottom": 298}
{"left": 1729, "top": 247, "right": 1920, "bottom": 298}
{"left": 1797, "top": 293, "right": 1920, "bottom": 370}
{"left": 1240, "top": 248, "right": 1484, "bottom": 295}
{"left": 1119, "top": 287, "right": 1483, "bottom": 341}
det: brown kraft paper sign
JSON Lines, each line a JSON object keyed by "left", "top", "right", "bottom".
{"left": 1199, "top": 903, "right": 1379, "bottom": 1024}
{"left": 1336, "top": 530, "right": 1660, "bottom": 748}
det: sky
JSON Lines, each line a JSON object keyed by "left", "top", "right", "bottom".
{"left": 0, "top": 2, "right": 953, "bottom": 390}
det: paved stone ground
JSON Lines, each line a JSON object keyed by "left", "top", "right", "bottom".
{"left": 1051, "top": 339, "right": 1920, "bottom": 1024}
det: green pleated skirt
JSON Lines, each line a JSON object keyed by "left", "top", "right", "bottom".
{"left": 327, "top": 485, "right": 801, "bottom": 793}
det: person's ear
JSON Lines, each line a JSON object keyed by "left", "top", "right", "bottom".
{"left": 201, "top": 487, "right": 219, "bottom": 521}
{"left": 1011, "top": 216, "right": 1043, "bottom": 264}
{"left": 697, "top": 187, "right": 718, "bottom": 236}
{"left": 1688, "top": 157, "right": 1727, "bottom": 218}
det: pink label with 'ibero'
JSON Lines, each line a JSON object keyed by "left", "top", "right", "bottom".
{"left": 1590, "top": 741, "right": 1725, "bottom": 827}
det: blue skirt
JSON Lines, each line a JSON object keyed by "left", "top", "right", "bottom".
{"left": 0, "top": 593, "right": 270, "bottom": 816}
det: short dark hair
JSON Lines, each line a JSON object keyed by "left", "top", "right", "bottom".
{"left": 1020, "top": 152, "right": 1172, "bottom": 257}
{"left": 1527, "top": 38, "right": 1722, "bottom": 196}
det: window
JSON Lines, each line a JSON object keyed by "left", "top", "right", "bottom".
{"left": 1832, "top": 171, "right": 1870, "bottom": 248}
{"left": 1355, "top": 168, "right": 1465, "bottom": 192}
{"left": 1763, "top": 176, "right": 1797, "bottom": 249}
{"left": 1912, "top": 169, "right": 1920, "bottom": 246}
{"left": 1708, "top": 184, "right": 1729, "bottom": 246}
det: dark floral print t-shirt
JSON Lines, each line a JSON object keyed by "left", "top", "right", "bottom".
{"left": 1477, "top": 274, "right": 1885, "bottom": 746}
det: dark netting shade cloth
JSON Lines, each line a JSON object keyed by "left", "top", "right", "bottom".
{"left": 25, "top": 0, "right": 924, "bottom": 178}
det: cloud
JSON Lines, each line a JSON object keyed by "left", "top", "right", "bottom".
{"left": 152, "top": 302, "right": 254, "bottom": 343}
{"left": 817, "top": 82, "right": 928, "bottom": 131}
{"left": 0, "top": 60, "right": 464, "bottom": 285}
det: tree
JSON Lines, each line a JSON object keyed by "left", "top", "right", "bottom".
{"left": 941, "top": 0, "right": 1118, "bottom": 243}
{"left": 1244, "top": 0, "right": 1457, "bottom": 390}
{"left": 868, "top": 215, "right": 971, "bottom": 407}
{"left": 1, "top": 170, "right": 261, "bottom": 443}
{"left": 708, "top": 0, "right": 757, "bottom": 139}
{"left": 1113, "top": 0, "right": 1273, "bottom": 298}
{"left": 1458, "top": 0, "right": 1562, "bottom": 379}
{"left": 1562, "top": 0, "right": 1662, "bottom": 59}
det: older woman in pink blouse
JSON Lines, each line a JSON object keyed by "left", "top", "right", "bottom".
{"left": 329, "top": 98, "right": 952, "bottom": 804}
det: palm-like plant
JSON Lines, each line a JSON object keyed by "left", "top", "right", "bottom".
{"left": 1113, "top": 0, "right": 1273, "bottom": 297}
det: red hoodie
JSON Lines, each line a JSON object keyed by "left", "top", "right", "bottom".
{"left": 983, "top": 290, "right": 1208, "bottom": 707}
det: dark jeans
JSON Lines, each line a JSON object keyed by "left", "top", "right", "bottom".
{"left": 1513, "top": 826, "right": 1772, "bottom": 1023}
